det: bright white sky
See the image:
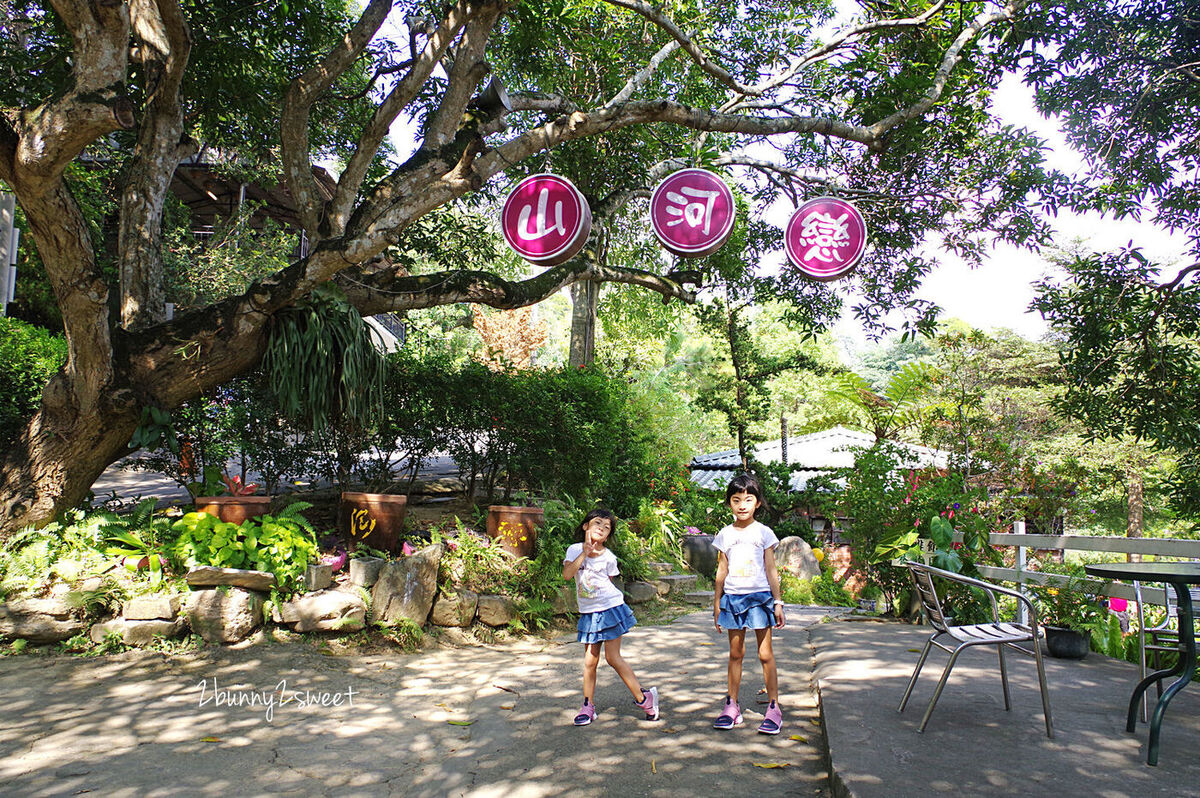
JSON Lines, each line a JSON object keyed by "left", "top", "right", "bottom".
{"left": 831, "top": 73, "right": 1193, "bottom": 346}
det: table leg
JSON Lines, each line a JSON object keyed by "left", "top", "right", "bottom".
{"left": 1126, "top": 666, "right": 1180, "bottom": 732}
{"left": 1145, "top": 584, "right": 1197, "bottom": 766}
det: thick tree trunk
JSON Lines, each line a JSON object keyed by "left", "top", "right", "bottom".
{"left": 1126, "top": 468, "right": 1144, "bottom": 562}
{"left": 568, "top": 279, "right": 597, "bottom": 367}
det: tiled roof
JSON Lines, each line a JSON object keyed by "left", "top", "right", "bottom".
{"left": 688, "top": 425, "right": 950, "bottom": 492}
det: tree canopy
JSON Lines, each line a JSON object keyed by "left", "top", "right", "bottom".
{"left": 1, "top": 0, "right": 1055, "bottom": 531}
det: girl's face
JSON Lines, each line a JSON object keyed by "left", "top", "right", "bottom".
{"left": 584, "top": 516, "right": 613, "bottom": 546}
{"left": 728, "top": 490, "right": 759, "bottom": 524}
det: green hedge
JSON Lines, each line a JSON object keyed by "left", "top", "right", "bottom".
{"left": 0, "top": 318, "right": 67, "bottom": 448}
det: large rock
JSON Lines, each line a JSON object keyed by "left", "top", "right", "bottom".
{"left": 431, "top": 588, "right": 479, "bottom": 627}
{"left": 774, "top": 536, "right": 821, "bottom": 581}
{"left": 625, "top": 581, "right": 658, "bottom": 605}
{"left": 279, "top": 590, "right": 366, "bottom": 633}
{"left": 552, "top": 584, "right": 579, "bottom": 615}
{"left": 370, "top": 543, "right": 443, "bottom": 626}
{"left": 123, "top": 595, "right": 182, "bottom": 621}
{"left": 477, "top": 594, "right": 516, "bottom": 627}
{"left": 682, "top": 535, "right": 719, "bottom": 579}
{"left": 89, "top": 618, "right": 184, "bottom": 646}
{"left": 186, "top": 588, "right": 264, "bottom": 643}
{"left": 186, "top": 566, "right": 277, "bottom": 592}
{"left": 0, "top": 597, "right": 84, "bottom": 643}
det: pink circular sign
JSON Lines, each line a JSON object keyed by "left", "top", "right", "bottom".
{"left": 649, "top": 168, "right": 736, "bottom": 257}
{"left": 785, "top": 197, "right": 868, "bottom": 281}
{"left": 501, "top": 174, "right": 592, "bottom": 266}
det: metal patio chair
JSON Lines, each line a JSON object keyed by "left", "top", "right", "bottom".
{"left": 1134, "top": 576, "right": 1200, "bottom": 722}
{"left": 898, "top": 561, "right": 1054, "bottom": 738}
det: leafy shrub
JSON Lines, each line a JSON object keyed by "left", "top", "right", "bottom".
{"left": 0, "top": 317, "right": 67, "bottom": 448}
{"left": 169, "top": 502, "right": 318, "bottom": 593}
{"left": 779, "top": 570, "right": 855, "bottom": 607}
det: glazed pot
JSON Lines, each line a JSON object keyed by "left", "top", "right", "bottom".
{"left": 486, "top": 505, "right": 542, "bottom": 558}
{"left": 339, "top": 492, "right": 408, "bottom": 555}
{"left": 193, "top": 495, "right": 272, "bottom": 525}
{"left": 1044, "top": 625, "right": 1090, "bottom": 659}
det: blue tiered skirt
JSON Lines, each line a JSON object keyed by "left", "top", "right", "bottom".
{"left": 719, "top": 591, "right": 775, "bottom": 630}
{"left": 577, "top": 603, "right": 637, "bottom": 643}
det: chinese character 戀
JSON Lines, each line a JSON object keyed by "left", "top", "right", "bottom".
{"left": 799, "top": 210, "right": 850, "bottom": 263}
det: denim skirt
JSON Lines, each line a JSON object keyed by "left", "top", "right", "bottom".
{"left": 718, "top": 591, "right": 775, "bottom": 630}
{"left": 577, "top": 602, "right": 637, "bottom": 643}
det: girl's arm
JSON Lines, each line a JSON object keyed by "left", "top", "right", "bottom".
{"left": 763, "top": 546, "right": 786, "bottom": 629}
{"left": 713, "top": 551, "right": 729, "bottom": 630}
{"left": 563, "top": 546, "right": 587, "bottom": 580}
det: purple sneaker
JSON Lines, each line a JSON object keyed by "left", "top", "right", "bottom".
{"left": 636, "top": 687, "right": 660, "bottom": 721}
{"left": 757, "top": 700, "right": 782, "bottom": 735}
{"left": 713, "top": 696, "right": 743, "bottom": 730}
{"left": 574, "top": 698, "right": 596, "bottom": 726}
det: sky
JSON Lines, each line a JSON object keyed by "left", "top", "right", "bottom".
{"left": 837, "top": 73, "right": 1192, "bottom": 347}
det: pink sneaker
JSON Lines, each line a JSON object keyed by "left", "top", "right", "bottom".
{"left": 713, "top": 696, "right": 743, "bottom": 729}
{"left": 636, "top": 687, "right": 660, "bottom": 721}
{"left": 757, "top": 700, "right": 782, "bottom": 735}
{"left": 574, "top": 698, "right": 596, "bottom": 726}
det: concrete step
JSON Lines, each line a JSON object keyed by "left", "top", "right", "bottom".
{"left": 646, "top": 561, "right": 674, "bottom": 575}
{"left": 682, "top": 590, "right": 714, "bottom": 605}
{"left": 654, "top": 574, "right": 698, "bottom": 596}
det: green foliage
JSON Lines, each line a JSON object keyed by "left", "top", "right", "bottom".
{"left": 100, "top": 499, "right": 175, "bottom": 588}
{"left": 169, "top": 502, "right": 318, "bottom": 593}
{"left": 261, "top": 284, "right": 385, "bottom": 434}
{"left": 632, "top": 499, "right": 686, "bottom": 567}
{"left": 0, "top": 318, "right": 66, "bottom": 448}
{"left": 779, "top": 570, "right": 854, "bottom": 607}
{"left": 1029, "top": 567, "right": 1108, "bottom": 631}
{"left": 374, "top": 618, "right": 424, "bottom": 653}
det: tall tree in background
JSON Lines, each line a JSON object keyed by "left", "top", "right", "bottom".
{"left": 0, "top": 0, "right": 1051, "bottom": 531}
{"left": 1019, "top": 0, "right": 1200, "bottom": 517}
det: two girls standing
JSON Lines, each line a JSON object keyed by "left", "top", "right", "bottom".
{"left": 562, "top": 473, "right": 785, "bottom": 734}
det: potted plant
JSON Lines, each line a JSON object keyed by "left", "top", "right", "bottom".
{"left": 1031, "top": 573, "right": 1108, "bottom": 659}
{"left": 190, "top": 465, "right": 272, "bottom": 525}
{"left": 486, "top": 504, "right": 542, "bottom": 558}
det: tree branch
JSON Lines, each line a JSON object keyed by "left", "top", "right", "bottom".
{"left": 604, "top": 39, "right": 681, "bottom": 108}
{"left": 117, "top": 0, "right": 193, "bottom": 330}
{"left": 869, "top": 0, "right": 1028, "bottom": 138}
{"left": 337, "top": 257, "right": 697, "bottom": 316}
{"left": 13, "top": 1, "right": 133, "bottom": 195}
{"left": 421, "top": 2, "right": 505, "bottom": 149}
{"left": 280, "top": 0, "right": 393, "bottom": 241}
{"left": 329, "top": 1, "right": 475, "bottom": 232}
{"left": 597, "top": 0, "right": 763, "bottom": 95}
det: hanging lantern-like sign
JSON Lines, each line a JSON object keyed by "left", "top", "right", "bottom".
{"left": 649, "top": 168, "right": 736, "bottom": 257}
{"left": 785, "top": 196, "right": 867, "bottom": 281}
{"left": 501, "top": 174, "right": 592, "bottom": 266}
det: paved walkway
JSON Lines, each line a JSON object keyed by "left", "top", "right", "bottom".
{"left": 813, "top": 619, "right": 1200, "bottom": 797}
{"left": 0, "top": 607, "right": 844, "bottom": 797}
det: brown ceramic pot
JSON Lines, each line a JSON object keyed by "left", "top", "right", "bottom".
{"left": 486, "top": 505, "right": 543, "bottom": 558}
{"left": 193, "top": 495, "right": 272, "bottom": 525}
{"left": 339, "top": 492, "right": 408, "bottom": 554}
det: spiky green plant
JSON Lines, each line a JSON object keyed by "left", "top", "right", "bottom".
{"left": 261, "top": 283, "right": 385, "bottom": 432}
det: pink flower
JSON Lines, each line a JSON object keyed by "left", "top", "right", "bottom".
{"left": 401, "top": 541, "right": 415, "bottom": 556}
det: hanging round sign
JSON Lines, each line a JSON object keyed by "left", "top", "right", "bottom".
{"left": 649, "top": 168, "right": 736, "bottom": 257}
{"left": 785, "top": 196, "right": 867, "bottom": 281}
{"left": 501, "top": 174, "right": 592, "bottom": 266}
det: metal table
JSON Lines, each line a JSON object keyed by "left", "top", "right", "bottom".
{"left": 1085, "top": 561, "right": 1200, "bottom": 765}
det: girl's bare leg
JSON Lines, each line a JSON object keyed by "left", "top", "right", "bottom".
{"left": 727, "top": 629, "right": 747, "bottom": 700}
{"left": 603, "top": 637, "right": 646, "bottom": 701}
{"left": 755, "top": 627, "right": 779, "bottom": 702}
{"left": 583, "top": 642, "right": 602, "bottom": 700}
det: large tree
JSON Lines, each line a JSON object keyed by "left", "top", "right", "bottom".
{"left": 1017, "top": 0, "right": 1200, "bottom": 516}
{"left": 0, "top": 0, "right": 1045, "bottom": 532}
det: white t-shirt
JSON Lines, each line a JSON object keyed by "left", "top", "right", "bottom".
{"left": 713, "top": 521, "right": 780, "bottom": 595}
{"left": 564, "top": 543, "right": 625, "bottom": 614}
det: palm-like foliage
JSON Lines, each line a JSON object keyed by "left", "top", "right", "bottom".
{"left": 824, "top": 361, "right": 938, "bottom": 441}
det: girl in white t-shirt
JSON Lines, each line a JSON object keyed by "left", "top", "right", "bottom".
{"left": 563, "top": 508, "right": 659, "bottom": 726}
{"left": 712, "top": 473, "right": 786, "bottom": 734}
